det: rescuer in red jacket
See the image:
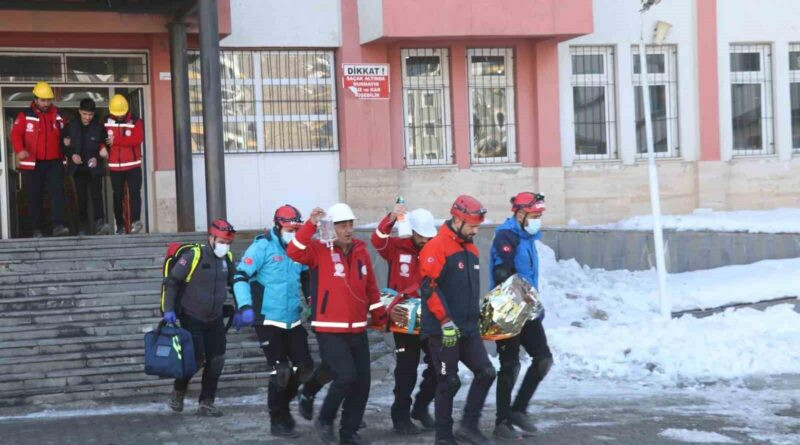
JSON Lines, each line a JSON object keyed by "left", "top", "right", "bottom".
{"left": 286, "top": 203, "right": 387, "bottom": 445}
{"left": 104, "top": 94, "right": 144, "bottom": 234}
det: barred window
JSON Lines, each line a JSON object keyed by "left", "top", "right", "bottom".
{"left": 189, "top": 49, "right": 338, "bottom": 153}
{"left": 632, "top": 45, "right": 679, "bottom": 158}
{"left": 570, "top": 46, "right": 618, "bottom": 160}
{"left": 789, "top": 44, "right": 800, "bottom": 153}
{"left": 0, "top": 51, "right": 148, "bottom": 84}
{"left": 468, "top": 48, "right": 516, "bottom": 164}
{"left": 730, "top": 44, "right": 773, "bottom": 156}
{"left": 401, "top": 48, "right": 453, "bottom": 166}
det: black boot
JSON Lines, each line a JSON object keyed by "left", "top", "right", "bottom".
{"left": 197, "top": 399, "right": 223, "bottom": 417}
{"left": 392, "top": 417, "right": 421, "bottom": 435}
{"left": 454, "top": 420, "right": 496, "bottom": 445}
{"left": 508, "top": 411, "right": 538, "bottom": 435}
{"left": 298, "top": 393, "right": 314, "bottom": 420}
{"left": 340, "top": 432, "right": 371, "bottom": 445}
{"left": 167, "top": 389, "right": 185, "bottom": 412}
{"left": 314, "top": 418, "right": 336, "bottom": 445}
{"left": 493, "top": 420, "right": 522, "bottom": 441}
{"left": 271, "top": 415, "right": 300, "bottom": 438}
{"left": 411, "top": 408, "right": 435, "bottom": 431}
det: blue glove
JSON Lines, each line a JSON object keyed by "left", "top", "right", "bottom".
{"left": 163, "top": 311, "right": 177, "bottom": 324}
{"left": 233, "top": 307, "right": 255, "bottom": 330}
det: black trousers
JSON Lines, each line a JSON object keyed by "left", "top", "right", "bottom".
{"left": 316, "top": 332, "right": 371, "bottom": 441}
{"left": 255, "top": 325, "right": 314, "bottom": 420}
{"left": 496, "top": 318, "right": 552, "bottom": 424}
{"left": 174, "top": 315, "right": 227, "bottom": 402}
{"left": 23, "top": 160, "right": 65, "bottom": 231}
{"left": 391, "top": 332, "right": 436, "bottom": 422}
{"left": 73, "top": 170, "right": 104, "bottom": 226}
{"left": 428, "top": 334, "right": 496, "bottom": 440}
{"left": 109, "top": 167, "right": 142, "bottom": 226}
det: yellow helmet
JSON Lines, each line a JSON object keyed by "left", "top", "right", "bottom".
{"left": 109, "top": 94, "right": 129, "bottom": 117}
{"left": 32, "top": 82, "right": 55, "bottom": 100}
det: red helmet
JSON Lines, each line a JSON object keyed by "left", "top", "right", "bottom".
{"left": 450, "top": 195, "right": 487, "bottom": 225}
{"left": 208, "top": 218, "right": 236, "bottom": 242}
{"left": 511, "top": 192, "right": 546, "bottom": 214}
{"left": 274, "top": 204, "right": 303, "bottom": 229}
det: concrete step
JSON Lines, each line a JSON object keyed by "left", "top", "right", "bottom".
{"left": 0, "top": 266, "right": 161, "bottom": 286}
{"left": 0, "top": 245, "right": 169, "bottom": 262}
{"left": 0, "top": 277, "right": 162, "bottom": 298}
{"left": 0, "top": 290, "right": 158, "bottom": 312}
{"left": 0, "top": 233, "right": 206, "bottom": 251}
{"left": 0, "top": 303, "right": 162, "bottom": 328}
{"left": 0, "top": 255, "right": 162, "bottom": 275}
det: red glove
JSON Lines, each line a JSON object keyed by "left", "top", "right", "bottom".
{"left": 370, "top": 307, "right": 388, "bottom": 329}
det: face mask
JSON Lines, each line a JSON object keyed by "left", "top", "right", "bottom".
{"left": 281, "top": 231, "right": 295, "bottom": 244}
{"left": 525, "top": 219, "right": 542, "bottom": 235}
{"left": 213, "top": 242, "right": 231, "bottom": 258}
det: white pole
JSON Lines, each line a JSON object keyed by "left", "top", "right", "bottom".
{"left": 639, "top": 10, "right": 671, "bottom": 319}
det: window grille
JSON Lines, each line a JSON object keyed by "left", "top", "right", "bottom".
{"left": 468, "top": 48, "right": 516, "bottom": 164}
{"left": 570, "top": 46, "right": 618, "bottom": 160}
{"left": 632, "top": 45, "right": 679, "bottom": 158}
{"left": 789, "top": 44, "right": 800, "bottom": 153}
{"left": 729, "top": 44, "right": 773, "bottom": 156}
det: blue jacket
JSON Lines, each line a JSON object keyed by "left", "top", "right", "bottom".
{"left": 489, "top": 217, "right": 541, "bottom": 291}
{"left": 233, "top": 229, "right": 308, "bottom": 329}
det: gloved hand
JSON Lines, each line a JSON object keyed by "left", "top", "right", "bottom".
{"left": 370, "top": 307, "right": 388, "bottom": 329}
{"left": 163, "top": 311, "right": 177, "bottom": 324}
{"left": 441, "top": 320, "right": 460, "bottom": 348}
{"left": 233, "top": 307, "right": 255, "bottom": 331}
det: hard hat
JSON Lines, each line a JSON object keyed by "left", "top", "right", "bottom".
{"left": 450, "top": 195, "right": 486, "bottom": 225}
{"left": 208, "top": 218, "right": 236, "bottom": 242}
{"left": 408, "top": 208, "right": 437, "bottom": 238}
{"left": 32, "top": 82, "right": 54, "bottom": 100}
{"left": 511, "top": 192, "right": 546, "bottom": 214}
{"left": 274, "top": 204, "right": 303, "bottom": 229}
{"left": 109, "top": 94, "right": 129, "bottom": 117}
{"left": 327, "top": 203, "right": 357, "bottom": 223}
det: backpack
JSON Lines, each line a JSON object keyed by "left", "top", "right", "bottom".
{"left": 159, "top": 242, "right": 234, "bottom": 315}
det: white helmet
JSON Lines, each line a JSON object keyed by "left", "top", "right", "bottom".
{"left": 327, "top": 203, "right": 357, "bottom": 223}
{"left": 408, "top": 208, "right": 437, "bottom": 238}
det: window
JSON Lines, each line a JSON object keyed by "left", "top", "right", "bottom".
{"left": 401, "top": 48, "right": 453, "bottom": 166}
{"left": 0, "top": 51, "right": 147, "bottom": 84}
{"left": 790, "top": 44, "right": 800, "bottom": 153}
{"left": 190, "top": 49, "right": 337, "bottom": 153}
{"left": 632, "top": 45, "right": 679, "bottom": 158}
{"left": 570, "top": 46, "right": 617, "bottom": 160}
{"left": 729, "top": 44, "right": 773, "bottom": 155}
{"left": 468, "top": 48, "right": 516, "bottom": 164}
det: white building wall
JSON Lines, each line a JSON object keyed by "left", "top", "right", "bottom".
{"left": 191, "top": 0, "right": 343, "bottom": 230}
{"left": 558, "top": 0, "right": 699, "bottom": 166}
{"left": 192, "top": 153, "right": 340, "bottom": 230}
{"left": 717, "top": 0, "right": 800, "bottom": 162}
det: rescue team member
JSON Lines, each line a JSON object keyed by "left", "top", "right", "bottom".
{"left": 11, "top": 82, "right": 69, "bottom": 238}
{"left": 489, "top": 192, "right": 553, "bottom": 440}
{"left": 232, "top": 205, "right": 314, "bottom": 438}
{"left": 162, "top": 219, "right": 236, "bottom": 417}
{"left": 420, "top": 195, "right": 497, "bottom": 445}
{"left": 287, "top": 203, "right": 387, "bottom": 445}
{"left": 370, "top": 204, "right": 437, "bottom": 434}
{"left": 104, "top": 94, "right": 144, "bottom": 234}
{"left": 63, "top": 98, "right": 111, "bottom": 236}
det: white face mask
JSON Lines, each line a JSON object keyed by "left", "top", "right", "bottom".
{"left": 281, "top": 231, "right": 295, "bottom": 244}
{"left": 213, "top": 242, "right": 231, "bottom": 258}
{"left": 525, "top": 219, "right": 542, "bottom": 235}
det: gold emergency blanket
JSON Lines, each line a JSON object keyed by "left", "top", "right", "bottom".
{"left": 480, "top": 274, "right": 543, "bottom": 340}
{"left": 380, "top": 290, "right": 422, "bottom": 334}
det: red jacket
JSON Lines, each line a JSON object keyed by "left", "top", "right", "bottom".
{"left": 11, "top": 103, "right": 65, "bottom": 170}
{"left": 370, "top": 214, "right": 423, "bottom": 313}
{"left": 104, "top": 113, "right": 143, "bottom": 171}
{"left": 287, "top": 220, "right": 386, "bottom": 334}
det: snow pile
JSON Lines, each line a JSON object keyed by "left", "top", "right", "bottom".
{"left": 536, "top": 241, "right": 800, "bottom": 385}
{"left": 580, "top": 207, "right": 800, "bottom": 233}
{"left": 658, "top": 429, "right": 740, "bottom": 443}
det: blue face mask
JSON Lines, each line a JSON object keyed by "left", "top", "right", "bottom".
{"left": 281, "top": 231, "right": 295, "bottom": 244}
{"left": 525, "top": 219, "right": 542, "bottom": 235}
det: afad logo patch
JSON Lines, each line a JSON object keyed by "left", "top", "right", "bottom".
{"left": 272, "top": 255, "right": 284, "bottom": 262}
{"left": 458, "top": 261, "right": 465, "bottom": 270}
{"left": 244, "top": 257, "right": 254, "bottom": 265}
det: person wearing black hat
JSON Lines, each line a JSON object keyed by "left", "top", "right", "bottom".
{"left": 63, "top": 98, "right": 110, "bottom": 235}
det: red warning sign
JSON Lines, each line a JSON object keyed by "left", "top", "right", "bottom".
{"left": 342, "top": 63, "right": 390, "bottom": 100}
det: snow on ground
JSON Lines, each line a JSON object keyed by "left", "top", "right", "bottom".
{"left": 572, "top": 207, "right": 800, "bottom": 233}
{"left": 658, "top": 428, "right": 740, "bottom": 443}
{"left": 535, "top": 241, "right": 800, "bottom": 385}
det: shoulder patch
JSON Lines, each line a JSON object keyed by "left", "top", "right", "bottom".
{"left": 502, "top": 245, "right": 512, "bottom": 253}
{"left": 244, "top": 257, "right": 254, "bottom": 265}
{"left": 426, "top": 257, "right": 435, "bottom": 263}
{"left": 178, "top": 257, "right": 188, "bottom": 266}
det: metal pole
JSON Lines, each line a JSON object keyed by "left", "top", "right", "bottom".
{"left": 639, "top": 10, "right": 671, "bottom": 319}
{"left": 198, "top": 0, "right": 227, "bottom": 223}
{"left": 168, "top": 21, "right": 196, "bottom": 232}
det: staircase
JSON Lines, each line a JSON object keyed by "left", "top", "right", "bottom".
{"left": 0, "top": 233, "right": 360, "bottom": 410}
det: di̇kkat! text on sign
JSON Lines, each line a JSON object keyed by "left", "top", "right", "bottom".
{"left": 342, "top": 64, "right": 390, "bottom": 100}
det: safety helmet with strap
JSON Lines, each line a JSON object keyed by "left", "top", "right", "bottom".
{"left": 109, "top": 94, "right": 129, "bottom": 117}
{"left": 32, "top": 82, "right": 54, "bottom": 99}
{"left": 511, "top": 192, "right": 546, "bottom": 215}
{"left": 274, "top": 204, "right": 303, "bottom": 229}
{"left": 450, "top": 195, "right": 486, "bottom": 225}
{"left": 209, "top": 218, "right": 236, "bottom": 242}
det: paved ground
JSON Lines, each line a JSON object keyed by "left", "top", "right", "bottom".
{"left": 1, "top": 377, "right": 798, "bottom": 445}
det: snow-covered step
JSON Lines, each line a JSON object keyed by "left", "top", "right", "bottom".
{"left": 0, "top": 291, "right": 159, "bottom": 312}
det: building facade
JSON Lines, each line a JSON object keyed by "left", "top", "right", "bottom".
{"left": 1, "top": 0, "right": 798, "bottom": 238}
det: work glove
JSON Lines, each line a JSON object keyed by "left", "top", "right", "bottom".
{"left": 370, "top": 307, "right": 388, "bottom": 329}
{"left": 441, "top": 320, "right": 460, "bottom": 348}
{"left": 233, "top": 307, "right": 255, "bottom": 331}
{"left": 163, "top": 311, "right": 177, "bottom": 325}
